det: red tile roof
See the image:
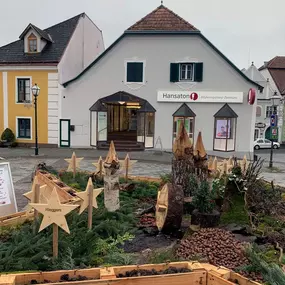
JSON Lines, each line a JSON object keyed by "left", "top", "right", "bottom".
{"left": 127, "top": 5, "right": 198, "bottom": 32}
{"left": 259, "top": 56, "right": 285, "bottom": 95}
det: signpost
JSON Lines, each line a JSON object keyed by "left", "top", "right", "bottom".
{"left": 269, "top": 114, "right": 279, "bottom": 168}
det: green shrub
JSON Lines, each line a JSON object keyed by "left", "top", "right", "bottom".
{"left": 1, "top": 128, "right": 15, "bottom": 143}
{"left": 185, "top": 173, "right": 198, "bottom": 197}
{"left": 192, "top": 180, "right": 215, "bottom": 213}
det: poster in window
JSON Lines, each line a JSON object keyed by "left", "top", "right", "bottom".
{"left": 215, "top": 119, "right": 231, "bottom": 138}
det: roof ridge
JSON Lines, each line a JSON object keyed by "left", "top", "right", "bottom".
{"left": 43, "top": 13, "right": 85, "bottom": 31}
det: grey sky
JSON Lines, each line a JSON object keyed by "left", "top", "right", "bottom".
{"left": 0, "top": 0, "right": 284, "bottom": 69}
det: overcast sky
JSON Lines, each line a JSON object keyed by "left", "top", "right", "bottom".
{"left": 0, "top": 0, "right": 284, "bottom": 69}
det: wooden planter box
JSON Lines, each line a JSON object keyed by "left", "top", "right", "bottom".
{"left": 0, "top": 262, "right": 263, "bottom": 285}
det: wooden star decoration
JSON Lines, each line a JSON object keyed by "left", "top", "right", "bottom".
{"left": 76, "top": 178, "right": 103, "bottom": 214}
{"left": 65, "top": 152, "right": 84, "bottom": 172}
{"left": 29, "top": 187, "right": 79, "bottom": 234}
{"left": 92, "top": 156, "right": 105, "bottom": 175}
{"left": 120, "top": 154, "right": 137, "bottom": 171}
{"left": 23, "top": 176, "right": 48, "bottom": 204}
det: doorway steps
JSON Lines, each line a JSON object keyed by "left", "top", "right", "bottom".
{"left": 97, "top": 141, "right": 144, "bottom": 151}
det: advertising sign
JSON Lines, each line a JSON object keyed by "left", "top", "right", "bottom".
{"left": 157, "top": 91, "right": 243, "bottom": 103}
{"left": 270, "top": 127, "right": 278, "bottom": 141}
{"left": 0, "top": 162, "right": 17, "bottom": 217}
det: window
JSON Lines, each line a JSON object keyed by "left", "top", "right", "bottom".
{"left": 170, "top": 62, "right": 203, "bottom": 83}
{"left": 17, "top": 78, "right": 31, "bottom": 103}
{"left": 126, "top": 62, "right": 143, "bottom": 83}
{"left": 257, "top": 139, "right": 263, "bottom": 143}
{"left": 266, "top": 106, "right": 277, "bottom": 117}
{"left": 28, "top": 33, "right": 37, "bottom": 52}
{"left": 213, "top": 104, "right": 238, "bottom": 152}
{"left": 256, "top": 106, "right": 262, "bottom": 117}
{"left": 17, "top": 118, "right": 31, "bottom": 139}
{"left": 180, "top": 63, "right": 194, "bottom": 81}
{"left": 173, "top": 103, "right": 196, "bottom": 145}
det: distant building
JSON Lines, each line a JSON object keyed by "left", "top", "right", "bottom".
{"left": 0, "top": 14, "right": 104, "bottom": 147}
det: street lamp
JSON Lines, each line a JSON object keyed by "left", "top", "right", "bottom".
{"left": 31, "top": 84, "right": 40, "bottom": 156}
{"left": 269, "top": 91, "right": 280, "bottom": 168}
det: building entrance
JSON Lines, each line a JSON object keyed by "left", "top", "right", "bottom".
{"left": 90, "top": 91, "right": 156, "bottom": 150}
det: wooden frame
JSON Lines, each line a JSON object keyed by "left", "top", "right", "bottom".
{"left": 0, "top": 262, "right": 262, "bottom": 285}
{"left": 28, "top": 33, "right": 38, "bottom": 53}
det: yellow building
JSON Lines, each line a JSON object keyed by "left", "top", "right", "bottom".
{"left": 0, "top": 14, "right": 104, "bottom": 147}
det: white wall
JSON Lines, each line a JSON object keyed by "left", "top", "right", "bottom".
{"left": 58, "top": 14, "right": 104, "bottom": 85}
{"left": 61, "top": 34, "right": 257, "bottom": 158}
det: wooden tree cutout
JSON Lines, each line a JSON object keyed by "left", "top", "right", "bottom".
{"left": 104, "top": 141, "right": 121, "bottom": 212}
{"left": 194, "top": 131, "right": 207, "bottom": 160}
{"left": 65, "top": 152, "right": 84, "bottom": 178}
{"left": 173, "top": 122, "right": 193, "bottom": 159}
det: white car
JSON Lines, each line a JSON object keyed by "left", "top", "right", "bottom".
{"left": 254, "top": 139, "right": 280, "bottom": 150}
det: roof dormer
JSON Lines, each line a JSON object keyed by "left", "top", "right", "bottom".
{"left": 19, "top": 23, "right": 53, "bottom": 53}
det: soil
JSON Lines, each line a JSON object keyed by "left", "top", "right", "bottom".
{"left": 117, "top": 267, "right": 192, "bottom": 278}
{"left": 29, "top": 274, "right": 96, "bottom": 284}
{"left": 123, "top": 233, "right": 177, "bottom": 253}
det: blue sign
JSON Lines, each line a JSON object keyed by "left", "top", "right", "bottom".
{"left": 271, "top": 114, "right": 278, "bottom": 127}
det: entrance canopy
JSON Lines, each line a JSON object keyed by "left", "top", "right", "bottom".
{"left": 89, "top": 91, "right": 156, "bottom": 113}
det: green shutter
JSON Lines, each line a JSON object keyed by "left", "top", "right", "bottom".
{"left": 194, "top": 63, "right": 203, "bottom": 82}
{"left": 170, "top": 63, "right": 179, "bottom": 82}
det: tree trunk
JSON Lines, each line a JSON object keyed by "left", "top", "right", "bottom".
{"left": 104, "top": 163, "right": 120, "bottom": 212}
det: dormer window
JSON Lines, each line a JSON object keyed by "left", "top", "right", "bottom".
{"left": 28, "top": 33, "right": 37, "bottom": 52}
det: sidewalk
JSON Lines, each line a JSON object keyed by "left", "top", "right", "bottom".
{"left": 0, "top": 147, "right": 173, "bottom": 164}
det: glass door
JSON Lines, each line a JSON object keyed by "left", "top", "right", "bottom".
{"left": 137, "top": 112, "right": 145, "bottom": 143}
{"left": 97, "top": 111, "right": 107, "bottom": 141}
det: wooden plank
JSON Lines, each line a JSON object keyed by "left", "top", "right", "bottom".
{"left": 125, "top": 176, "right": 161, "bottom": 183}
{"left": 12, "top": 268, "right": 100, "bottom": 285}
{"left": 208, "top": 272, "right": 235, "bottom": 285}
{"left": 199, "top": 263, "right": 231, "bottom": 279}
{"left": 0, "top": 275, "right": 15, "bottom": 285}
{"left": 230, "top": 272, "right": 262, "bottom": 285}
{"left": 0, "top": 211, "right": 34, "bottom": 226}
{"left": 100, "top": 268, "right": 116, "bottom": 280}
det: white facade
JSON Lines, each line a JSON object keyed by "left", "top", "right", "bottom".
{"left": 58, "top": 14, "right": 104, "bottom": 85}
{"left": 61, "top": 33, "right": 259, "bottom": 158}
{"left": 244, "top": 63, "right": 283, "bottom": 142}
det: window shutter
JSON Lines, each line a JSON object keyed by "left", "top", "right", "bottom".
{"left": 170, "top": 63, "right": 179, "bottom": 82}
{"left": 194, "top": 62, "right": 203, "bottom": 82}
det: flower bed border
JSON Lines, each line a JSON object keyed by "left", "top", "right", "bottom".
{"left": 0, "top": 262, "right": 262, "bottom": 285}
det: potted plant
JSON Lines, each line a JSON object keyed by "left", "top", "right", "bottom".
{"left": 191, "top": 179, "right": 220, "bottom": 227}
{"left": 0, "top": 128, "right": 17, "bottom": 147}
{"left": 211, "top": 177, "right": 226, "bottom": 210}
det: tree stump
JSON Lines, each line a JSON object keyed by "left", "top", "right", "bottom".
{"left": 104, "top": 162, "right": 120, "bottom": 212}
{"left": 156, "top": 183, "right": 184, "bottom": 234}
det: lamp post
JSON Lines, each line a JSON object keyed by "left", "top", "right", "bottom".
{"left": 31, "top": 84, "right": 40, "bottom": 156}
{"left": 269, "top": 91, "right": 280, "bottom": 168}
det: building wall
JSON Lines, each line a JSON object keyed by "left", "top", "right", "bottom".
{"left": 260, "top": 68, "right": 284, "bottom": 141}
{"left": 58, "top": 15, "right": 104, "bottom": 85}
{"left": 1, "top": 70, "right": 58, "bottom": 145}
{"left": 0, "top": 72, "right": 3, "bottom": 134}
{"left": 62, "top": 34, "right": 256, "bottom": 157}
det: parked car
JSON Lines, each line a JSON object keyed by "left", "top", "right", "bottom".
{"left": 254, "top": 139, "right": 280, "bottom": 150}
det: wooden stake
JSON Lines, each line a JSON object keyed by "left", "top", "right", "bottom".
{"left": 125, "top": 154, "right": 130, "bottom": 181}
{"left": 32, "top": 183, "right": 40, "bottom": 234}
{"left": 99, "top": 157, "right": 103, "bottom": 179}
{"left": 72, "top": 153, "right": 76, "bottom": 179}
{"left": 88, "top": 183, "right": 94, "bottom": 230}
{"left": 53, "top": 224, "right": 58, "bottom": 259}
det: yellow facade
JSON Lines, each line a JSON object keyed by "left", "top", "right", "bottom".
{"left": 0, "top": 70, "right": 57, "bottom": 145}
{"left": 0, "top": 72, "right": 3, "bottom": 134}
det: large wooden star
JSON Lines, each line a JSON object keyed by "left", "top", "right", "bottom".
{"left": 76, "top": 178, "right": 103, "bottom": 214}
{"left": 29, "top": 188, "right": 79, "bottom": 234}
{"left": 65, "top": 152, "right": 84, "bottom": 172}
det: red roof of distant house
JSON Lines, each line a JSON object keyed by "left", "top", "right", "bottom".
{"left": 259, "top": 56, "right": 285, "bottom": 95}
{"left": 127, "top": 5, "right": 198, "bottom": 31}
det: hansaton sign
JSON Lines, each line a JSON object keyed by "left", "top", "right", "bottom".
{"left": 157, "top": 91, "right": 243, "bottom": 103}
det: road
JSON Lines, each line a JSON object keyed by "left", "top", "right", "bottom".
{"left": 255, "top": 149, "right": 285, "bottom": 164}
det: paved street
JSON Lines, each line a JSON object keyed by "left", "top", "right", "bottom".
{"left": 0, "top": 147, "right": 284, "bottom": 211}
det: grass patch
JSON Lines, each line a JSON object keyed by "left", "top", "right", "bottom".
{"left": 220, "top": 194, "right": 249, "bottom": 225}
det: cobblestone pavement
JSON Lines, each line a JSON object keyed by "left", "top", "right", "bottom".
{"left": 2, "top": 156, "right": 285, "bottom": 212}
